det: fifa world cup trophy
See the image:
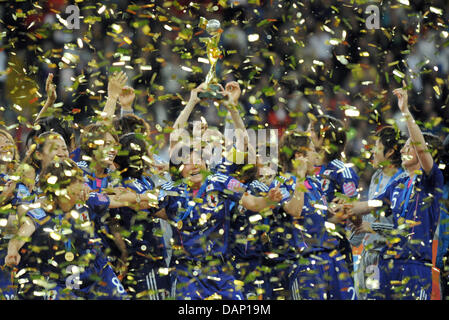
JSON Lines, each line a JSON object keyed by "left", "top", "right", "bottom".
{"left": 198, "top": 18, "right": 225, "bottom": 100}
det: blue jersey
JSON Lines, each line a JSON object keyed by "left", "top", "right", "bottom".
{"left": 262, "top": 175, "right": 300, "bottom": 263}
{"left": 76, "top": 161, "right": 117, "bottom": 248}
{"left": 436, "top": 184, "right": 449, "bottom": 269}
{"left": 21, "top": 193, "right": 110, "bottom": 281}
{"left": 76, "top": 160, "right": 113, "bottom": 192}
{"left": 276, "top": 175, "right": 340, "bottom": 255}
{"left": 375, "top": 163, "right": 444, "bottom": 263}
{"left": 70, "top": 147, "right": 82, "bottom": 163}
{"left": 0, "top": 173, "right": 34, "bottom": 207}
{"left": 113, "top": 176, "right": 167, "bottom": 264}
{"left": 316, "top": 159, "right": 359, "bottom": 202}
{"left": 27, "top": 193, "right": 110, "bottom": 240}
{"left": 230, "top": 180, "right": 271, "bottom": 261}
{"left": 156, "top": 173, "right": 246, "bottom": 262}
{"left": 211, "top": 156, "right": 239, "bottom": 176}
{"left": 19, "top": 193, "right": 129, "bottom": 300}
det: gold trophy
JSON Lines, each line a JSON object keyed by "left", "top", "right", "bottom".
{"left": 198, "top": 18, "right": 225, "bottom": 100}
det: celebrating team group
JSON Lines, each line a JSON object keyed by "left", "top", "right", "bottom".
{"left": 0, "top": 69, "right": 446, "bottom": 300}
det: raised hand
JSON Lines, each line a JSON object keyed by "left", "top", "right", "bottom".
{"left": 119, "top": 86, "right": 135, "bottom": 109}
{"left": 189, "top": 83, "right": 208, "bottom": 105}
{"left": 223, "top": 81, "right": 241, "bottom": 109}
{"left": 45, "top": 73, "right": 57, "bottom": 103}
{"left": 392, "top": 80, "right": 409, "bottom": 114}
{"left": 108, "top": 71, "right": 128, "bottom": 100}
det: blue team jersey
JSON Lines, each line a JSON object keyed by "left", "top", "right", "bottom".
{"left": 375, "top": 163, "right": 444, "bottom": 262}
{"left": 76, "top": 161, "right": 117, "bottom": 248}
{"left": 211, "top": 156, "right": 239, "bottom": 176}
{"left": 0, "top": 173, "right": 34, "bottom": 207}
{"left": 316, "top": 159, "right": 359, "bottom": 202}
{"left": 230, "top": 180, "right": 271, "bottom": 261}
{"left": 20, "top": 193, "right": 111, "bottom": 283}
{"left": 156, "top": 173, "right": 246, "bottom": 261}
{"left": 76, "top": 160, "right": 113, "bottom": 192}
{"left": 276, "top": 175, "right": 340, "bottom": 255}
{"left": 262, "top": 175, "right": 300, "bottom": 263}
{"left": 27, "top": 193, "right": 110, "bottom": 245}
{"left": 70, "top": 147, "right": 82, "bottom": 163}
{"left": 112, "top": 176, "right": 167, "bottom": 263}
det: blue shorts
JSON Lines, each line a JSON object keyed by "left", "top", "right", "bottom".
{"left": 289, "top": 250, "right": 356, "bottom": 300}
{"left": 377, "top": 258, "right": 432, "bottom": 300}
{"left": 174, "top": 260, "right": 243, "bottom": 300}
{"left": 124, "top": 257, "right": 173, "bottom": 300}
{"left": 233, "top": 258, "right": 265, "bottom": 300}
{"left": 80, "top": 252, "right": 129, "bottom": 300}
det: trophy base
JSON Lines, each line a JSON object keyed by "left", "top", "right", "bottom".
{"left": 198, "top": 84, "right": 225, "bottom": 100}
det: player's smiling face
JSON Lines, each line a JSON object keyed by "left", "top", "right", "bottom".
{"left": 180, "top": 151, "right": 207, "bottom": 188}
{"left": 37, "top": 135, "right": 69, "bottom": 170}
{"left": 93, "top": 132, "right": 118, "bottom": 168}
{"left": 372, "top": 139, "right": 386, "bottom": 168}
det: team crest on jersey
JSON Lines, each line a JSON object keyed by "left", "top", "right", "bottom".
{"left": 321, "top": 178, "right": 330, "bottom": 191}
{"left": 206, "top": 184, "right": 214, "bottom": 192}
{"left": 29, "top": 208, "right": 46, "bottom": 220}
{"left": 206, "top": 191, "right": 219, "bottom": 207}
{"left": 343, "top": 182, "right": 357, "bottom": 196}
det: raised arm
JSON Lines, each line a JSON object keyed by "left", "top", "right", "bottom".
{"left": 172, "top": 83, "right": 206, "bottom": 131}
{"left": 119, "top": 86, "right": 136, "bottom": 116}
{"left": 34, "top": 73, "right": 57, "bottom": 124}
{"left": 102, "top": 71, "right": 128, "bottom": 123}
{"left": 393, "top": 82, "right": 434, "bottom": 174}
{"left": 222, "top": 81, "right": 256, "bottom": 160}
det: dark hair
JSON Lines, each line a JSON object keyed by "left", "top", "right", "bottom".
{"left": 39, "top": 158, "right": 84, "bottom": 200}
{"left": 168, "top": 144, "right": 202, "bottom": 182}
{"left": 113, "top": 114, "right": 151, "bottom": 137}
{"left": 422, "top": 132, "right": 444, "bottom": 166}
{"left": 376, "top": 126, "right": 406, "bottom": 167}
{"left": 312, "top": 115, "right": 346, "bottom": 163}
{"left": 279, "top": 131, "right": 311, "bottom": 173}
{"left": 26, "top": 116, "right": 75, "bottom": 152}
{"left": 79, "top": 123, "right": 119, "bottom": 159}
{"left": 114, "top": 133, "right": 148, "bottom": 179}
{"left": 227, "top": 149, "right": 258, "bottom": 183}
